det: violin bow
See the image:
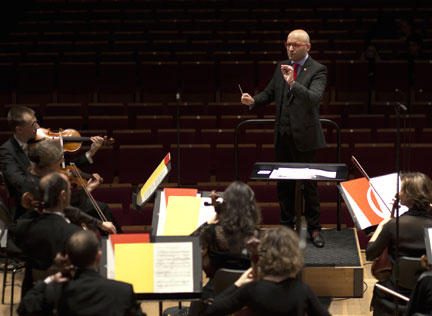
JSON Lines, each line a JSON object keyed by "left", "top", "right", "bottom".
{"left": 69, "top": 163, "right": 108, "bottom": 223}
{"left": 351, "top": 155, "right": 391, "bottom": 214}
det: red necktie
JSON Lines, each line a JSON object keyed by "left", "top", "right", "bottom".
{"left": 293, "top": 63, "right": 299, "bottom": 80}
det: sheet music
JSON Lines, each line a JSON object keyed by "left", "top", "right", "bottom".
{"left": 270, "top": 167, "right": 313, "bottom": 179}
{"left": 198, "top": 197, "right": 218, "bottom": 227}
{"left": 425, "top": 228, "right": 432, "bottom": 266}
{"left": 153, "top": 242, "right": 193, "bottom": 293}
{"left": 269, "top": 167, "right": 336, "bottom": 179}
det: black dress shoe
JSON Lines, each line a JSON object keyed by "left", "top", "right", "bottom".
{"left": 309, "top": 231, "right": 325, "bottom": 248}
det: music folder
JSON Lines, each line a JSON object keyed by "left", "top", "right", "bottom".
{"left": 105, "top": 234, "right": 202, "bottom": 300}
{"left": 339, "top": 173, "right": 409, "bottom": 230}
{"left": 133, "top": 153, "right": 171, "bottom": 211}
{"left": 425, "top": 228, "right": 432, "bottom": 265}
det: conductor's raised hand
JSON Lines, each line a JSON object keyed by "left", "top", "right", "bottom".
{"left": 241, "top": 93, "right": 255, "bottom": 106}
{"left": 281, "top": 64, "right": 294, "bottom": 84}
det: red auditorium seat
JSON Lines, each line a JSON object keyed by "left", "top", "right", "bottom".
{"left": 87, "top": 115, "right": 129, "bottom": 133}
{"left": 199, "top": 129, "right": 234, "bottom": 147}
{"left": 180, "top": 61, "right": 216, "bottom": 102}
{"left": 207, "top": 102, "right": 247, "bottom": 116}
{"left": 45, "top": 103, "right": 83, "bottom": 116}
{"left": 118, "top": 144, "right": 166, "bottom": 184}
{"left": 166, "top": 102, "right": 207, "bottom": 116}
{"left": 98, "top": 61, "right": 138, "bottom": 103}
{"left": 0, "top": 63, "right": 15, "bottom": 107}
{"left": 180, "top": 115, "right": 218, "bottom": 130}
{"left": 135, "top": 115, "right": 174, "bottom": 131}
{"left": 247, "top": 181, "right": 278, "bottom": 203}
{"left": 215, "top": 144, "right": 258, "bottom": 182}
{"left": 220, "top": 114, "right": 258, "bottom": 129}
{"left": 157, "top": 129, "right": 198, "bottom": 151}
{"left": 87, "top": 103, "right": 126, "bottom": 116}
{"left": 334, "top": 60, "right": 370, "bottom": 103}
{"left": 352, "top": 143, "right": 396, "bottom": 178}
{"left": 16, "top": 62, "right": 56, "bottom": 105}
{"left": 42, "top": 115, "right": 84, "bottom": 130}
{"left": 57, "top": 62, "right": 98, "bottom": 104}
{"left": 91, "top": 184, "right": 133, "bottom": 211}
{"left": 112, "top": 129, "right": 154, "bottom": 146}
{"left": 169, "top": 144, "right": 212, "bottom": 184}
{"left": 219, "top": 61, "right": 255, "bottom": 102}
{"left": 402, "top": 144, "right": 432, "bottom": 177}
{"left": 374, "top": 60, "right": 409, "bottom": 102}
{"left": 69, "top": 146, "right": 116, "bottom": 184}
{"left": 140, "top": 61, "right": 179, "bottom": 102}
{"left": 127, "top": 102, "right": 166, "bottom": 117}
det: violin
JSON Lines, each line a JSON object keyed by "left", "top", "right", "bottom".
{"left": 351, "top": 155, "right": 395, "bottom": 282}
{"left": 247, "top": 236, "right": 260, "bottom": 281}
{"left": 59, "top": 165, "right": 99, "bottom": 190}
{"left": 204, "top": 190, "right": 223, "bottom": 214}
{"left": 371, "top": 198, "right": 398, "bottom": 282}
{"left": 35, "top": 127, "right": 114, "bottom": 152}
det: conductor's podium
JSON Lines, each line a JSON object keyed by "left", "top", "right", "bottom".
{"left": 251, "top": 162, "right": 364, "bottom": 298}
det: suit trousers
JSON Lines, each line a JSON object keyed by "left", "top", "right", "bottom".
{"left": 275, "top": 133, "right": 321, "bottom": 232}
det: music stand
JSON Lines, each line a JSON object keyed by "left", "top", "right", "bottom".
{"left": 250, "top": 162, "right": 348, "bottom": 231}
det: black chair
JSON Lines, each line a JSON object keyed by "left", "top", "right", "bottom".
{"left": 373, "top": 256, "right": 425, "bottom": 315}
{"left": 0, "top": 196, "right": 25, "bottom": 316}
{"left": 213, "top": 268, "right": 245, "bottom": 295}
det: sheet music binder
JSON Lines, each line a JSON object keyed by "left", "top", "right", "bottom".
{"left": 425, "top": 228, "right": 432, "bottom": 266}
{"left": 104, "top": 235, "right": 202, "bottom": 300}
{"left": 133, "top": 153, "right": 171, "bottom": 210}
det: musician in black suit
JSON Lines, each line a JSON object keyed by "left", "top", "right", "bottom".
{"left": 18, "top": 229, "right": 146, "bottom": 316}
{"left": 0, "top": 106, "right": 120, "bottom": 231}
{"left": 241, "top": 29, "right": 327, "bottom": 247}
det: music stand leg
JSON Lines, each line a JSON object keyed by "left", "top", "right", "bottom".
{"left": 295, "top": 182, "right": 304, "bottom": 232}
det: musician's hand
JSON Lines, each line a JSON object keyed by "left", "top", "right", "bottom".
{"left": 86, "top": 173, "right": 103, "bottom": 192}
{"left": 281, "top": 65, "right": 294, "bottom": 84}
{"left": 88, "top": 136, "right": 104, "bottom": 157}
{"left": 234, "top": 267, "right": 254, "bottom": 287}
{"left": 207, "top": 215, "right": 219, "bottom": 225}
{"left": 100, "top": 221, "right": 117, "bottom": 234}
{"left": 241, "top": 93, "right": 255, "bottom": 106}
{"left": 45, "top": 272, "right": 69, "bottom": 284}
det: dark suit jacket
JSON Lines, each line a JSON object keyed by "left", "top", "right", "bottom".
{"left": 0, "top": 136, "right": 90, "bottom": 219}
{"left": 18, "top": 269, "right": 146, "bottom": 316}
{"left": 0, "top": 137, "right": 30, "bottom": 208}
{"left": 252, "top": 57, "right": 327, "bottom": 152}
{"left": 11, "top": 213, "right": 82, "bottom": 270}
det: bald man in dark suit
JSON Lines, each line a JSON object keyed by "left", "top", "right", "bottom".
{"left": 242, "top": 29, "right": 327, "bottom": 247}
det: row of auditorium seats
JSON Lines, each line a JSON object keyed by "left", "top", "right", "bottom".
{"left": 0, "top": 110, "right": 428, "bottom": 132}
{"left": 0, "top": 60, "right": 431, "bottom": 104}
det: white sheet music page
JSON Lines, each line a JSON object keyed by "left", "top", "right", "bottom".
{"left": 270, "top": 167, "right": 312, "bottom": 179}
{"left": 153, "top": 242, "right": 193, "bottom": 293}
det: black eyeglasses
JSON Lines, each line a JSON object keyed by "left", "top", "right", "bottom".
{"left": 284, "top": 42, "right": 308, "bottom": 49}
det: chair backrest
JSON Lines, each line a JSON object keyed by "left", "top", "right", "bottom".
{"left": 0, "top": 195, "right": 12, "bottom": 248}
{"left": 394, "top": 256, "right": 425, "bottom": 290}
{"left": 213, "top": 268, "right": 246, "bottom": 295}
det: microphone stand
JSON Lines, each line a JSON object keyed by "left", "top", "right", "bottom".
{"left": 176, "top": 92, "right": 181, "bottom": 188}
{"left": 393, "top": 99, "right": 406, "bottom": 316}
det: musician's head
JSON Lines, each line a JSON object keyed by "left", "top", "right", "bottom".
{"left": 7, "top": 105, "right": 39, "bottom": 142}
{"left": 39, "top": 172, "right": 70, "bottom": 211}
{"left": 28, "top": 140, "right": 63, "bottom": 174}
{"left": 65, "top": 230, "right": 101, "bottom": 271}
{"left": 258, "top": 226, "right": 304, "bottom": 278}
{"left": 219, "top": 181, "right": 261, "bottom": 236}
{"left": 400, "top": 172, "right": 432, "bottom": 211}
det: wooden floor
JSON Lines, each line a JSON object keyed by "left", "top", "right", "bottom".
{"left": 0, "top": 252, "right": 374, "bottom": 316}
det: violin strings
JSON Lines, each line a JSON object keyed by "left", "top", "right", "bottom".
{"left": 69, "top": 163, "right": 108, "bottom": 222}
